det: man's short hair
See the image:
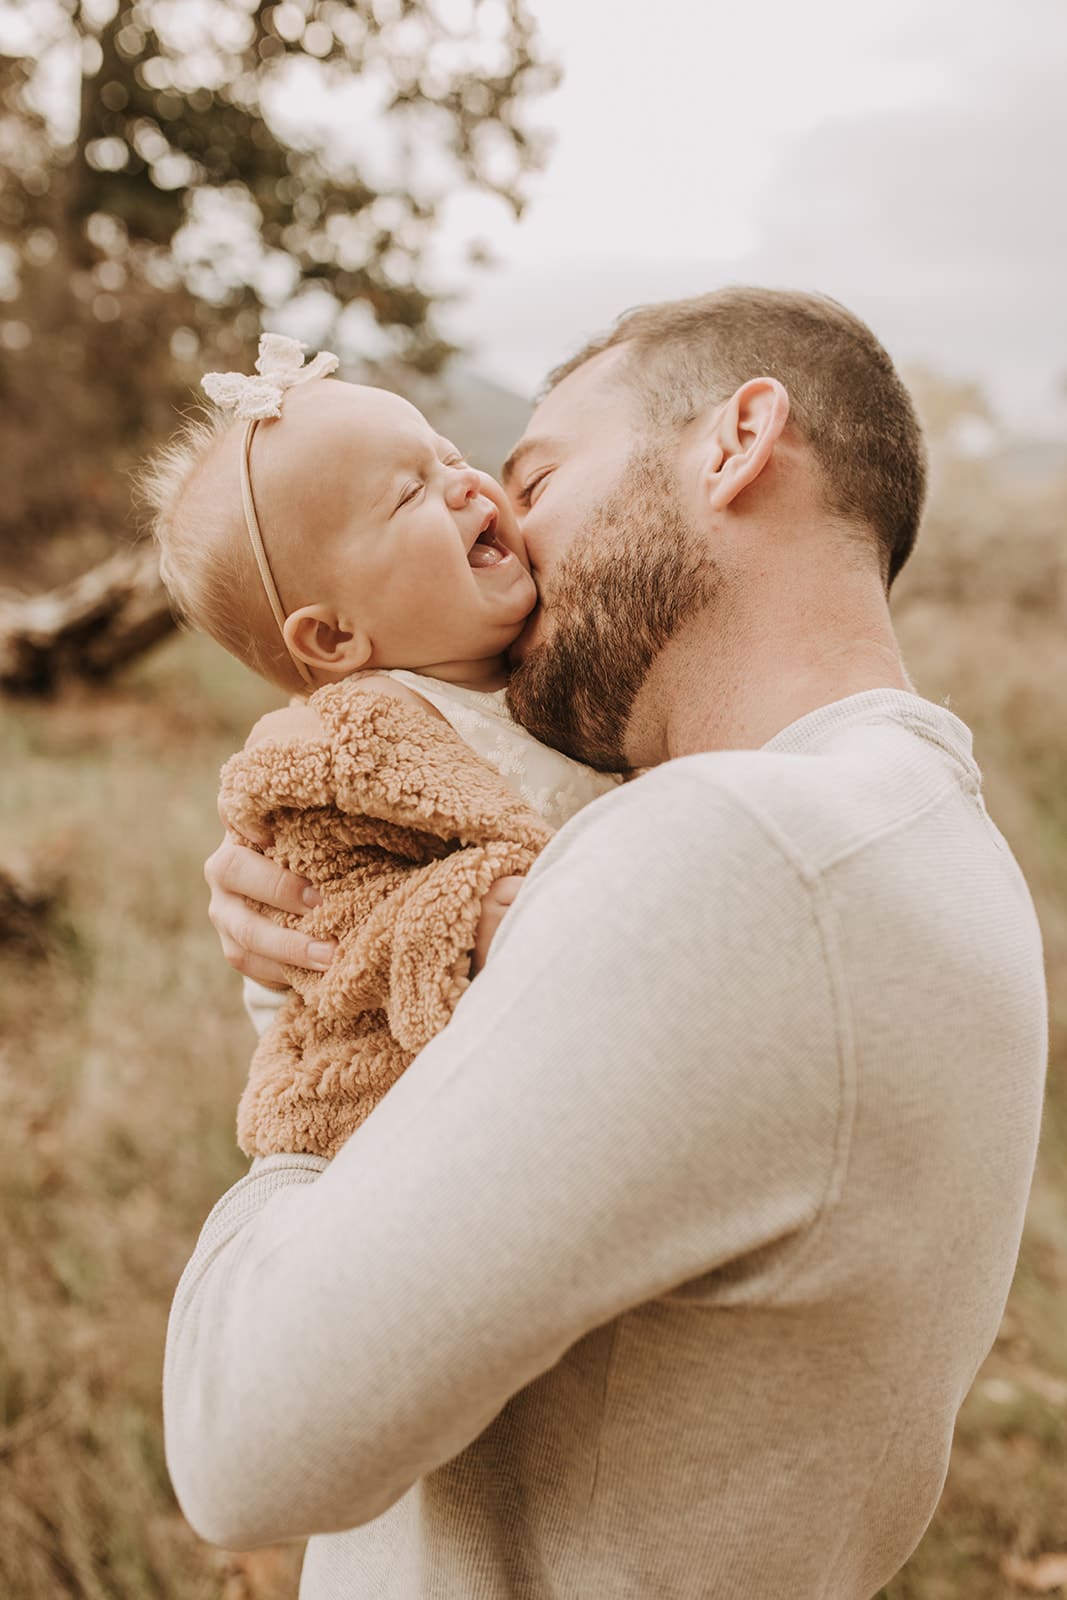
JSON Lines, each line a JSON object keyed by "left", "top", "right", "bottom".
{"left": 547, "top": 288, "right": 927, "bottom": 587}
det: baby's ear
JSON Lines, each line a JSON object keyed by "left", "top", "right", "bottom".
{"left": 284, "top": 606, "right": 372, "bottom": 676}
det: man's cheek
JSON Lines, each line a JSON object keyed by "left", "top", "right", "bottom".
{"left": 520, "top": 508, "right": 561, "bottom": 586}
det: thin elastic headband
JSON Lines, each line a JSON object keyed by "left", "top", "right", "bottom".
{"left": 239, "top": 419, "right": 314, "bottom": 687}
{"left": 202, "top": 334, "right": 340, "bottom": 689}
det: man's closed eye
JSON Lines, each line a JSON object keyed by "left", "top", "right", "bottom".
{"left": 517, "top": 468, "right": 552, "bottom": 508}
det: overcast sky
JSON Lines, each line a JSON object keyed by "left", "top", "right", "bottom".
{"left": 436, "top": 0, "right": 1067, "bottom": 430}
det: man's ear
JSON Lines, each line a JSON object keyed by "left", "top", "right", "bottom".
{"left": 697, "top": 377, "right": 790, "bottom": 513}
{"left": 283, "top": 606, "right": 373, "bottom": 676}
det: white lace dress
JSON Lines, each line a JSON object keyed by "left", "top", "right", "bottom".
{"left": 383, "top": 670, "right": 620, "bottom": 828}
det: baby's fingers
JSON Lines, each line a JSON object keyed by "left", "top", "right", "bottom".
{"left": 471, "top": 876, "right": 524, "bottom": 975}
{"left": 486, "top": 875, "right": 524, "bottom": 908}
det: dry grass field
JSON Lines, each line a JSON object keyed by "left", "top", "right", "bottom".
{"left": 0, "top": 439, "right": 1064, "bottom": 1598}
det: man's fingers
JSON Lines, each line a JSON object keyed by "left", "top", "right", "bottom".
{"left": 203, "top": 832, "right": 335, "bottom": 979}
{"left": 217, "top": 908, "right": 337, "bottom": 975}
{"left": 206, "top": 835, "right": 320, "bottom": 918}
{"left": 216, "top": 939, "right": 291, "bottom": 991}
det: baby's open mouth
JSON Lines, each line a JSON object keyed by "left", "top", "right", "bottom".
{"left": 467, "top": 509, "right": 512, "bottom": 569}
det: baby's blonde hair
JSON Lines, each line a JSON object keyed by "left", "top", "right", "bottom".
{"left": 140, "top": 410, "right": 306, "bottom": 693}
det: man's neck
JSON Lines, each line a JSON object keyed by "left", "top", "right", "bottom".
{"left": 626, "top": 584, "right": 913, "bottom": 764}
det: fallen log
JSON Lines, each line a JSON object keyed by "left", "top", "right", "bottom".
{"left": 0, "top": 543, "right": 176, "bottom": 694}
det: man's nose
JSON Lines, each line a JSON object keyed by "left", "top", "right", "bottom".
{"left": 445, "top": 467, "right": 481, "bottom": 509}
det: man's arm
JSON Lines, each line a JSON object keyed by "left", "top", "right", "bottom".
{"left": 164, "top": 765, "right": 844, "bottom": 1550}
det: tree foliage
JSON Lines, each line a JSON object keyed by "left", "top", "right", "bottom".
{"left": 0, "top": 0, "right": 555, "bottom": 573}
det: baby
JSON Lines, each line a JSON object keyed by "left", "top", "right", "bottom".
{"left": 144, "top": 334, "right": 618, "bottom": 1156}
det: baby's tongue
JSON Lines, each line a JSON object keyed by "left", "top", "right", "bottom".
{"left": 468, "top": 538, "right": 504, "bottom": 568}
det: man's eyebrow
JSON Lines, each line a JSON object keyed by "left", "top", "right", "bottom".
{"left": 502, "top": 436, "right": 557, "bottom": 489}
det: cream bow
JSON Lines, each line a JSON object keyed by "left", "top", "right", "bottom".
{"left": 202, "top": 333, "right": 340, "bottom": 420}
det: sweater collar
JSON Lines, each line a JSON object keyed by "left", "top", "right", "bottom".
{"left": 762, "top": 688, "right": 978, "bottom": 774}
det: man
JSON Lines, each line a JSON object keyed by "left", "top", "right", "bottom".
{"left": 165, "top": 288, "right": 1047, "bottom": 1598}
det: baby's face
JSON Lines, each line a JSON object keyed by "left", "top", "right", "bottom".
{"left": 258, "top": 381, "right": 537, "bottom": 676}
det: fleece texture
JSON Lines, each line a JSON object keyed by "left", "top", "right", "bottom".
{"left": 219, "top": 676, "right": 552, "bottom": 1158}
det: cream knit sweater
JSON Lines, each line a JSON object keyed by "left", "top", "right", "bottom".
{"left": 165, "top": 690, "right": 1047, "bottom": 1599}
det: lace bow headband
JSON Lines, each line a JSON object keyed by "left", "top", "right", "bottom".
{"left": 202, "top": 333, "right": 340, "bottom": 686}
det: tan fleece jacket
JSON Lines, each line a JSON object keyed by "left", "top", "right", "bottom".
{"left": 219, "top": 676, "right": 552, "bottom": 1159}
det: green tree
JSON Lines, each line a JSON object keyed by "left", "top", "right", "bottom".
{"left": 0, "top": 0, "right": 555, "bottom": 571}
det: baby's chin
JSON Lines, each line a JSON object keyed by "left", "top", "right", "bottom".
{"left": 507, "top": 600, "right": 546, "bottom": 664}
{"left": 501, "top": 565, "right": 538, "bottom": 614}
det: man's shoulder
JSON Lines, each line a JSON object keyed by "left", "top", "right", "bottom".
{"left": 567, "top": 712, "right": 977, "bottom": 884}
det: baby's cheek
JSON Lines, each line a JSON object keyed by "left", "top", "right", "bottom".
{"left": 476, "top": 470, "right": 507, "bottom": 513}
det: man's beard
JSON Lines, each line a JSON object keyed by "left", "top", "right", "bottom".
{"left": 506, "top": 448, "right": 718, "bottom": 770}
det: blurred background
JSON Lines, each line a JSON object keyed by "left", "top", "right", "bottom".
{"left": 0, "top": 1, "right": 1064, "bottom": 1595}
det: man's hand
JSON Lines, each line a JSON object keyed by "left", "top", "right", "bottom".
{"left": 471, "top": 876, "right": 524, "bottom": 976}
{"left": 205, "top": 830, "right": 338, "bottom": 990}
{"left": 206, "top": 701, "right": 337, "bottom": 988}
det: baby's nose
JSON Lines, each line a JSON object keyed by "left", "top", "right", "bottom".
{"left": 446, "top": 466, "right": 480, "bottom": 508}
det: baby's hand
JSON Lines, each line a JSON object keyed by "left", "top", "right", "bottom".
{"left": 471, "top": 876, "right": 524, "bottom": 976}
{"left": 244, "top": 702, "right": 327, "bottom": 749}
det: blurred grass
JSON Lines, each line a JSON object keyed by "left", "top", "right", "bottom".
{"left": 0, "top": 635, "right": 300, "bottom": 1599}
{"left": 1, "top": 464, "right": 1065, "bottom": 1595}
{"left": 877, "top": 598, "right": 1067, "bottom": 1600}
